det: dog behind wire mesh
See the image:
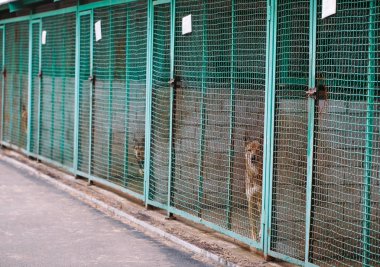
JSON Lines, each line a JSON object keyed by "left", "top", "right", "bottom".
{"left": 244, "top": 134, "right": 263, "bottom": 241}
{"left": 133, "top": 137, "right": 145, "bottom": 176}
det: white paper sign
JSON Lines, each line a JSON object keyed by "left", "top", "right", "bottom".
{"left": 95, "top": 20, "right": 102, "bottom": 41}
{"left": 182, "top": 14, "right": 192, "bottom": 35}
{"left": 322, "top": 0, "right": 336, "bottom": 19}
{"left": 42, "top": 30, "right": 47, "bottom": 45}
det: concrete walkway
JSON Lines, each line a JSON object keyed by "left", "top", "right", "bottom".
{"left": 0, "top": 160, "right": 214, "bottom": 267}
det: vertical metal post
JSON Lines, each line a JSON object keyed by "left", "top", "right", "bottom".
{"left": 88, "top": 11, "right": 94, "bottom": 177}
{"left": 73, "top": 6, "right": 81, "bottom": 173}
{"left": 226, "top": 0, "right": 235, "bottom": 230}
{"left": 50, "top": 23, "right": 56, "bottom": 158}
{"left": 9, "top": 28, "right": 15, "bottom": 144}
{"left": 123, "top": 7, "right": 130, "bottom": 186}
{"left": 197, "top": 0, "right": 207, "bottom": 217}
{"left": 17, "top": 24, "right": 24, "bottom": 147}
{"left": 144, "top": 0, "right": 154, "bottom": 204}
{"left": 362, "top": 1, "right": 376, "bottom": 265}
{"left": 27, "top": 22, "right": 33, "bottom": 153}
{"left": 304, "top": 0, "right": 317, "bottom": 263}
{"left": 37, "top": 21, "right": 42, "bottom": 156}
{"left": 60, "top": 23, "right": 67, "bottom": 164}
{"left": 1, "top": 26, "right": 5, "bottom": 143}
{"left": 166, "top": 0, "right": 175, "bottom": 216}
{"left": 107, "top": 7, "right": 114, "bottom": 180}
{"left": 263, "top": 0, "right": 277, "bottom": 255}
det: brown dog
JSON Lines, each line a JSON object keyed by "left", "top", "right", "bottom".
{"left": 245, "top": 137, "right": 263, "bottom": 241}
{"left": 21, "top": 104, "right": 27, "bottom": 134}
{"left": 133, "top": 138, "right": 145, "bottom": 176}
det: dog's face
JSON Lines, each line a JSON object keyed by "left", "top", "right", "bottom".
{"left": 245, "top": 139, "right": 263, "bottom": 175}
{"left": 133, "top": 139, "right": 145, "bottom": 161}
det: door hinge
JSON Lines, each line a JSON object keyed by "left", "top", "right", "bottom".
{"left": 306, "top": 84, "right": 327, "bottom": 100}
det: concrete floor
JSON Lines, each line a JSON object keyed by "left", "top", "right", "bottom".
{"left": 0, "top": 160, "right": 214, "bottom": 267}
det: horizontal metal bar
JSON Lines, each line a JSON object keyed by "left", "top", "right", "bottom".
{"left": 77, "top": 171, "right": 145, "bottom": 201}
{"left": 153, "top": 0, "right": 171, "bottom": 6}
{"left": 30, "top": 6, "right": 77, "bottom": 19}
{"left": 146, "top": 199, "right": 168, "bottom": 211}
{"left": 78, "top": 0, "right": 140, "bottom": 11}
{"left": 0, "top": 15, "right": 31, "bottom": 25}
{"left": 1, "top": 141, "right": 30, "bottom": 156}
{"left": 168, "top": 206, "right": 262, "bottom": 249}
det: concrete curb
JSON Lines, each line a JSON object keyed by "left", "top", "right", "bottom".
{"left": 0, "top": 154, "right": 240, "bottom": 267}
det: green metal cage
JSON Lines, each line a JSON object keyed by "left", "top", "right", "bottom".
{"left": 0, "top": 0, "right": 379, "bottom": 266}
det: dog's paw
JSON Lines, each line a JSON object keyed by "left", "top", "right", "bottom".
{"left": 139, "top": 169, "right": 144, "bottom": 176}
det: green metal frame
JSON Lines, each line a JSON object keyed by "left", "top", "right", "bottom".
{"left": 166, "top": 0, "right": 175, "bottom": 216}
{"left": 73, "top": 5, "right": 80, "bottom": 173}
{"left": 143, "top": 0, "right": 153, "bottom": 205}
{"left": 226, "top": 0, "right": 235, "bottom": 231}
{"left": 0, "top": 26, "right": 4, "bottom": 144}
{"left": 27, "top": 19, "right": 41, "bottom": 155}
{"left": 361, "top": 1, "right": 376, "bottom": 266}
{"left": 263, "top": 0, "right": 275, "bottom": 257}
{"left": 304, "top": 0, "right": 317, "bottom": 264}
{"left": 107, "top": 7, "right": 114, "bottom": 181}
{"left": 87, "top": 10, "right": 94, "bottom": 178}
{"left": 1, "top": 1, "right": 379, "bottom": 267}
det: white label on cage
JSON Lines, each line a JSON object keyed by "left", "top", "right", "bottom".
{"left": 182, "top": 14, "right": 192, "bottom": 35}
{"left": 95, "top": 20, "right": 102, "bottom": 41}
{"left": 322, "top": 0, "right": 336, "bottom": 19}
{"left": 42, "top": 31, "right": 47, "bottom": 45}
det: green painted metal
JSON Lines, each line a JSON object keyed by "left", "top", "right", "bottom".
{"left": 78, "top": 0, "right": 133, "bottom": 12}
{"left": 225, "top": 0, "right": 235, "bottom": 231}
{"left": 88, "top": 10, "right": 94, "bottom": 177}
{"left": 107, "top": 7, "right": 114, "bottom": 180}
{"left": 263, "top": 0, "right": 274, "bottom": 257}
{"left": 265, "top": 0, "right": 277, "bottom": 258}
{"left": 8, "top": 2, "right": 24, "bottom": 13}
{"left": 361, "top": 1, "right": 376, "bottom": 265}
{"left": 8, "top": 26, "right": 15, "bottom": 145}
{"left": 196, "top": 0, "right": 207, "bottom": 218}
{"left": 26, "top": 21, "right": 33, "bottom": 153}
{"left": 168, "top": 206, "right": 261, "bottom": 248}
{"left": 37, "top": 20, "right": 42, "bottom": 155}
{"left": 73, "top": 8, "right": 80, "bottom": 173}
{"left": 166, "top": 0, "right": 175, "bottom": 216}
{"left": 0, "top": 26, "right": 4, "bottom": 143}
{"left": 153, "top": 0, "right": 170, "bottom": 6}
{"left": 60, "top": 23, "right": 68, "bottom": 163}
{"left": 143, "top": 0, "right": 153, "bottom": 205}
{"left": 304, "top": 0, "right": 317, "bottom": 263}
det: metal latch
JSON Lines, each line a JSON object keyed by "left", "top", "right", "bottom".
{"left": 306, "top": 84, "right": 327, "bottom": 101}
{"left": 38, "top": 71, "right": 43, "bottom": 78}
{"left": 168, "top": 76, "right": 180, "bottom": 89}
{"left": 88, "top": 75, "right": 96, "bottom": 85}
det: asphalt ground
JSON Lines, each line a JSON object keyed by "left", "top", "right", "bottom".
{"left": 0, "top": 160, "right": 215, "bottom": 267}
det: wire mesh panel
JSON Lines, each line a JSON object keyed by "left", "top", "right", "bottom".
{"left": 270, "top": 0, "right": 309, "bottom": 260}
{"left": 29, "top": 22, "right": 41, "bottom": 155}
{"left": 169, "top": 0, "right": 267, "bottom": 244}
{"left": 3, "top": 21, "right": 29, "bottom": 149}
{"left": 149, "top": 2, "right": 171, "bottom": 205}
{"left": 91, "top": 2, "right": 147, "bottom": 194}
{"left": 40, "top": 13, "right": 76, "bottom": 168}
{"left": 308, "top": 1, "right": 380, "bottom": 265}
{"left": 77, "top": 13, "right": 92, "bottom": 174}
